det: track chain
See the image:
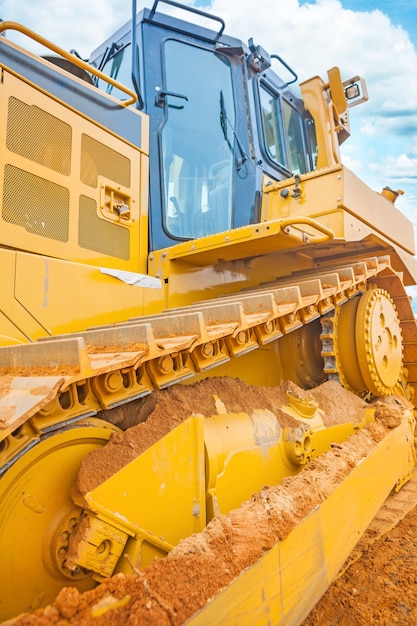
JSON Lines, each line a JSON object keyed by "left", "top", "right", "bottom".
{"left": 0, "top": 255, "right": 416, "bottom": 472}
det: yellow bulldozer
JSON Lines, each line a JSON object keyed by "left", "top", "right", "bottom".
{"left": 1, "top": 0, "right": 417, "bottom": 623}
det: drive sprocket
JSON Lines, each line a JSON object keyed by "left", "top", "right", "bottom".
{"left": 321, "top": 288, "right": 404, "bottom": 397}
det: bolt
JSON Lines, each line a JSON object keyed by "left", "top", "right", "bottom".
{"left": 159, "top": 356, "right": 173, "bottom": 373}
{"left": 106, "top": 372, "right": 122, "bottom": 391}
{"left": 202, "top": 342, "right": 214, "bottom": 357}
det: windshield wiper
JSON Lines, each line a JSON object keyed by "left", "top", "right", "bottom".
{"left": 220, "top": 90, "right": 251, "bottom": 174}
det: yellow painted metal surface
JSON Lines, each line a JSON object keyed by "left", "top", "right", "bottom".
{"left": 3, "top": 248, "right": 164, "bottom": 339}
{"left": 0, "top": 16, "right": 416, "bottom": 625}
{"left": 322, "top": 287, "right": 406, "bottom": 397}
{"left": 204, "top": 409, "right": 287, "bottom": 518}
{"left": 351, "top": 289, "right": 402, "bottom": 394}
{"left": 147, "top": 165, "right": 417, "bottom": 312}
{"left": 0, "top": 67, "right": 148, "bottom": 271}
{"left": 203, "top": 406, "right": 372, "bottom": 518}
{"left": 0, "top": 423, "right": 115, "bottom": 620}
{"left": 72, "top": 417, "right": 206, "bottom": 574}
{"left": 2, "top": 257, "right": 412, "bottom": 440}
{"left": 261, "top": 165, "right": 416, "bottom": 260}
{"left": 300, "top": 74, "right": 341, "bottom": 169}
{"left": 327, "top": 67, "right": 347, "bottom": 116}
{"left": 187, "top": 412, "right": 416, "bottom": 626}
{"left": 67, "top": 399, "right": 375, "bottom": 582}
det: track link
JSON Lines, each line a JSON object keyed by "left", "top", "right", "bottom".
{"left": 0, "top": 255, "right": 416, "bottom": 472}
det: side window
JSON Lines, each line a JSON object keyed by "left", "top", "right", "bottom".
{"left": 259, "top": 86, "right": 285, "bottom": 165}
{"left": 161, "top": 40, "right": 235, "bottom": 239}
{"left": 259, "top": 83, "right": 309, "bottom": 175}
{"left": 94, "top": 43, "right": 133, "bottom": 98}
{"left": 306, "top": 118, "right": 318, "bottom": 171}
{"left": 282, "top": 99, "right": 307, "bottom": 175}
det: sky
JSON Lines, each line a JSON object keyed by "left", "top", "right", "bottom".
{"left": 1, "top": 0, "right": 417, "bottom": 303}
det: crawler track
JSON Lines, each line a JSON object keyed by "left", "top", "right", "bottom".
{"left": 1, "top": 255, "right": 416, "bottom": 475}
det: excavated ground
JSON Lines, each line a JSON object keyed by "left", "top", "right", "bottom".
{"left": 303, "top": 506, "right": 417, "bottom": 625}
{"left": 4, "top": 377, "right": 417, "bottom": 626}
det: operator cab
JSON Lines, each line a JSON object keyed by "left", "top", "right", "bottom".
{"left": 90, "top": 0, "right": 317, "bottom": 251}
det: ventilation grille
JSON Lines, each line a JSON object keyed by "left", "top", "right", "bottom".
{"left": 2, "top": 164, "right": 69, "bottom": 241}
{"left": 7, "top": 96, "right": 72, "bottom": 175}
{"left": 79, "top": 195, "right": 129, "bottom": 259}
{"left": 81, "top": 134, "right": 131, "bottom": 188}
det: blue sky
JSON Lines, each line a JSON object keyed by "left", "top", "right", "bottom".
{"left": 1, "top": 0, "right": 417, "bottom": 303}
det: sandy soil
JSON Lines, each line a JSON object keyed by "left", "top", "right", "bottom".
{"left": 3, "top": 377, "right": 417, "bottom": 626}
{"left": 9, "top": 504, "right": 417, "bottom": 626}
{"left": 304, "top": 504, "right": 417, "bottom": 626}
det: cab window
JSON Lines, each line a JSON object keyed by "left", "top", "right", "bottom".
{"left": 259, "top": 83, "right": 308, "bottom": 175}
{"left": 94, "top": 43, "right": 133, "bottom": 98}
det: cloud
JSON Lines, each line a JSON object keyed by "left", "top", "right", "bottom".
{"left": 406, "top": 286, "right": 417, "bottom": 315}
{"left": 0, "top": 0, "right": 132, "bottom": 56}
{"left": 206, "top": 0, "right": 415, "bottom": 80}
{"left": 369, "top": 154, "right": 417, "bottom": 184}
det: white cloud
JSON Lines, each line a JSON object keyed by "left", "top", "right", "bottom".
{"left": 207, "top": 0, "right": 416, "bottom": 82}
{"left": 338, "top": 152, "right": 364, "bottom": 175}
{"left": 369, "top": 154, "right": 417, "bottom": 184}
{"left": 0, "top": 0, "right": 132, "bottom": 56}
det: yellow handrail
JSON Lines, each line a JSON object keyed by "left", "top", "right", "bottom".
{"left": 0, "top": 21, "right": 138, "bottom": 107}
{"left": 280, "top": 216, "right": 335, "bottom": 244}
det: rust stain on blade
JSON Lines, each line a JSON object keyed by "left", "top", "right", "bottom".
{"left": 0, "top": 375, "right": 65, "bottom": 434}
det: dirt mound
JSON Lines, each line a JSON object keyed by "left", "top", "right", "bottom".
{"left": 75, "top": 376, "right": 367, "bottom": 496}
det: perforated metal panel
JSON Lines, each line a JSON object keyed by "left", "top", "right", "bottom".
{"left": 1, "top": 69, "right": 142, "bottom": 271}
{"left": 78, "top": 195, "right": 129, "bottom": 259}
{"left": 7, "top": 96, "right": 72, "bottom": 175}
{"left": 81, "top": 134, "right": 131, "bottom": 188}
{"left": 2, "top": 164, "right": 69, "bottom": 241}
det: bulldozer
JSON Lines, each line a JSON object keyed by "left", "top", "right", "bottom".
{"left": 1, "top": 0, "right": 417, "bottom": 623}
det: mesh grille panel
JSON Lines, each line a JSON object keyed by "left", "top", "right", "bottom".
{"left": 78, "top": 195, "right": 129, "bottom": 259}
{"left": 2, "top": 164, "right": 69, "bottom": 241}
{"left": 7, "top": 97, "right": 72, "bottom": 175}
{"left": 81, "top": 134, "right": 131, "bottom": 188}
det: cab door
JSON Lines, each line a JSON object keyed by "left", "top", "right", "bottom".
{"left": 142, "top": 21, "right": 241, "bottom": 251}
